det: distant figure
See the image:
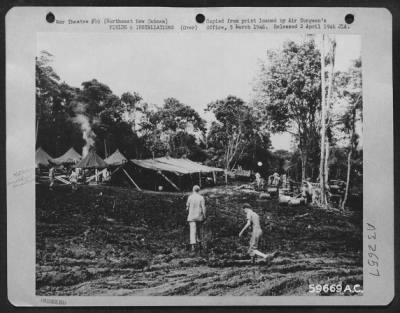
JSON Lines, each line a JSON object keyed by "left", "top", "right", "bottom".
{"left": 255, "top": 172, "right": 261, "bottom": 190}
{"left": 281, "top": 174, "right": 287, "bottom": 188}
{"left": 80, "top": 169, "right": 87, "bottom": 184}
{"left": 69, "top": 169, "right": 78, "bottom": 191}
{"left": 268, "top": 174, "right": 273, "bottom": 185}
{"left": 273, "top": 172, "right": 280, "bottom": 186}
{"left": 239, "top": 203, "right": 277, "bottom": 263}
{"left": 302, "top": 181, "right": 313, "bottom": 204}
{"left": 49, "top": 167, "right": 55, "bottom": 191}
{"left": 103, "top": 169, "right": 110, "bottom": 182}
{"left": 186, "top": 185, "right": 206, "bottom": 251}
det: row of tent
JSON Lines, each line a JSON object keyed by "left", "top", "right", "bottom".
{"left": 36, "top": 147, "right": 128, "bottom": 168}
{"left": 36, "top": 147, "right": 224, "bottom": 191}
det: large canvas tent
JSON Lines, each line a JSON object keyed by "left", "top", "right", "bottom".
{"left": 52, "top": 147, "right": 81, "bottom": 165}
{"left": 104, "top": 149, "right": 127, "bottom": 166}
{"left": 130, "top": 157, "right": 224, "bottom": 191}
{"left": 75, "top": 150, "right": 107, "bottom": 169}
{"left": 35, "top": 147, "right": 53, "bottom": 167}
{"left": 131, "top": 157, "right": 224, "bottom": 175}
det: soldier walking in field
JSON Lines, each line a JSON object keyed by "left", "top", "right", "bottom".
{"left": 239, "top": 203, "right": 278, "bottom": 264}
{"left": 186, "top": 185, "right": 206, "bottom": 252}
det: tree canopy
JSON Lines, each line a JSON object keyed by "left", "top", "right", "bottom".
{"left": 36, "top": 42, "right": 362, "bottom": 204}
{"left": 253, "top": 39, "right": 321, "bottom": 181}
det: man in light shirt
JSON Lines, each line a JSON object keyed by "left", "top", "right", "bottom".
{"left": 186, "top": 185, "right": 206, "bottom": 251}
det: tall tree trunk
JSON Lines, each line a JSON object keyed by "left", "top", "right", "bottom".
{"left": 324, "top": 36, "right": 336, "bottom": 200}
{"left": 225, "top": 149, "right": 229, "bottom": 185}
{"left": 319, "top": 34, "right": 327, "bottom": 206}
{"left": 298, "top": 134, "right": 307, "bottom": 182}
{"left": 324, "top": 140, "right": 329, "bottom": 184}
{"left": 342, "top": 107, "right": 356, "bottom": 210}
{"left": 301, "top": 153, "right": 307, "bottom": 182}
{"left": 319, "top": 35, "right": 336, "bottom": 207}
{"left": 342, "top": 149, "right": 352, "bottom": 210}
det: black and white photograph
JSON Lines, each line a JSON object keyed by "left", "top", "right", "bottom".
{"left": 34, "top": 31, "right": 364, "bottom": 296}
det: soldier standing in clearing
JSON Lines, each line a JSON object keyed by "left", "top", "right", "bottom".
{"left": 186, "top": 185, "right": 206, "bottom": 251}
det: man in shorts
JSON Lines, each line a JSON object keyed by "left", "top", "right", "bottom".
{"left": 186, "top": 185, "right": 206, "bottom": 251}
{"left": 239, "top": 203, "right": 278, "bottom": 263}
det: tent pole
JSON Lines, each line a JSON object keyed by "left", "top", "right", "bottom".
{"left": 123, "top": 168, "right": 142, "bottom": 191}
{"left": 178, "top": 175, "right": 182, "bottom": 190}
{"left": 199, "top": 171, "right": 201, "bottom": 187}
{"left": 212, "top": 171, "right": 216, "bottom": 184}
{"left": 111, "top": 165, "right": 122, "bottom": 175}
{"left": 158, "top": 171, "right": 181, "bottom": 192}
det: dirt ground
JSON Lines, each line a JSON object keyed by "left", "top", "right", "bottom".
{"left": 36, "top": 184, "right": 363, "bottom": 296}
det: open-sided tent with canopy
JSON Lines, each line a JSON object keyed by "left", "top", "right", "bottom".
{"left": 35, "top": 147, "right": 53, "bottom": 168}
{"left": 130, "top": 157, "right": 224, "bottom": 191}
{"left": 52, "top": 147, "right": 82, "bottom": 165}
{"left": 75, "top": 150, "right": 108, "bottom": 184}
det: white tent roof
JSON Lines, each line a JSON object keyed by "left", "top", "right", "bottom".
{"left": 131, "top": 157, "right": 224, "bottom": 175}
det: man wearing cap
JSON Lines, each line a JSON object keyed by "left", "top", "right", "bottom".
{"left": 186, "top": 185, "right": 206, "bottom": 251}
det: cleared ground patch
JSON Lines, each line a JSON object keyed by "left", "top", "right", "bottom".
{"left": 36, "top": 184, "right": 362, "bottom": 296}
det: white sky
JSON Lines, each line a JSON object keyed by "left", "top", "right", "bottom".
{"left": 37, "top": 32, "right": 361, "bottom": 150}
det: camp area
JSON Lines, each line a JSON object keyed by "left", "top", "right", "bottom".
{"left": 35, "top": 144, "right": 357, "bottom": 209}
{"left": 36, "top": 146, "right": 229, "bottom": 192}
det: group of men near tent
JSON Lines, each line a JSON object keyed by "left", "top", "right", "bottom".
{"left": 48, "top": 165, "right": 111, "bottom": 191}
{"left": 40, "top": 147, "right": 124, "bottom": 191}
{"left": 254, "top": 172, "right": 289, "bottom": 190}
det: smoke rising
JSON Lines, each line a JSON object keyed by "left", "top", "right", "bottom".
{"left": 72, "top": 102, "right": 95, "bottom": 157}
